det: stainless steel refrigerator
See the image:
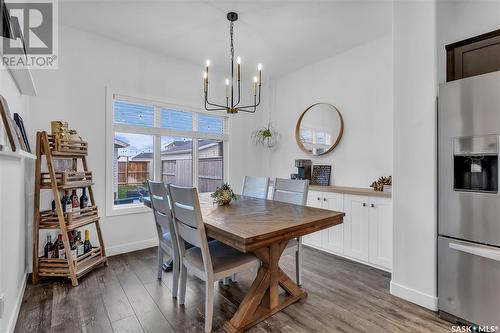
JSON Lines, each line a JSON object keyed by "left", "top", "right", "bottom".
{"left": 438, "top": 71, "right": 500, "bottom": 326}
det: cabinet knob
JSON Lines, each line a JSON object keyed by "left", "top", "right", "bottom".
{"left": 317, "top": 197, "right": 321, "bottom": 201}
{"left": 371, "top": 203, "right": 375, "bottom": 208}
{"left": 363, "top": 203, "right": 367, "bottom": 207}
{"left": 323, "top": 198, "right": 327, "bottom": 202}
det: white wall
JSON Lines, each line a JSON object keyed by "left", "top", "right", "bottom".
{"left": 437, "top": 0, "right": 500, "bottom": 84}
{"left": 28, "top": 25, "right": 263, "bottom": 256}
{"left": 0, "top": 69, "right": 33, "bottom": 332}
{"left": 391, "top": 0, "right": 438, "bottom": 310}
{"left": 264, "top": 35, "right": 393, "bottom": 187}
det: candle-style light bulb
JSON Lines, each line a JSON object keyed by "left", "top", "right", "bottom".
{"left": 237, "top": 56, "right": 241, "bottom": 81}
{"left": 205, "top": 59, "right": 210, "bottom": 84}
{"left": 253, "top": 76, "right": 258, "bottom": 96}
{"left": 258, "top": 63, "right": 262, "bottom": 71}
{"left": 203, "top": 72, "right": 208, "bottom": 92}
{"left": 258, "top": 63, "right": 262, "bottom": 85}
{"left": 206, "top": 59, "right": 211, "bottom": 67}
{"left": 225, "top": 78, "right": 230, "bottom": 98}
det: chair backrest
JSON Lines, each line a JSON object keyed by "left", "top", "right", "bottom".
{"left": 242, "top": 176, "right": 270, "bottom": 199}
{"left": 167, "top": 184, "right": 213, "bottom": 274}
{"left": 272, "top": 178, "right": 309, "bottom": 205}
{"left": 147, "top": 180, "right": 173, "bottom": 235}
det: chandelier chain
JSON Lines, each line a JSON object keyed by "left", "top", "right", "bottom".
{"left": 230, "top": 21, "right": 234, "bottom": 61}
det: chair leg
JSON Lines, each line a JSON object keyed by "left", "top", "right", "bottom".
{"left": 205, "top": 280, "right": 214, "bottom": 333}
{"left": 296, "top": 238, "right": 302, "bottom": 286}
{"left": 231, "top": 273, "right": 237, "bottom": 282}
{"left": 172, "top": 257, "right": 179, "bottom": 298}
{"left": 178, "top": 263, "right": 187, "bottom": 305}
{"left": 157, "top": 247, "right": 164, "bottom": 279}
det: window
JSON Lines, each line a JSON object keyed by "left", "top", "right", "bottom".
{"left": 106, "top": 92, "right": 228, "bottom": 216}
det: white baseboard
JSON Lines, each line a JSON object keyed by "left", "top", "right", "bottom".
{"left": 105, "top": 238, "right": 158, "bottom": 257}
{"left": 6, "top": 268, "right": 28, "bottom": 333}
{"left": 390, "top": 280, "right": 438, "bottom": 311}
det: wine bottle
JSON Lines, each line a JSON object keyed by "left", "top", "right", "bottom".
{"left": 56, "top": 234, "right": 65, "bottom": 259}
{"left": 76, "top": 231, "right": 84, "bottom": 257}
{"left": 84, "top": 229, "right": 92, "bottom": 254}
{"left": 71, "top": 190, "right": 79, "bottom": 209}
{"left": 44, "top": 234, "right": 53, "bottom": 258}
{"left": 51, "top": 200, "right": 56, "bottom": 212}
{"left": 69, "top": 231, "right": 77, "bottom": 258}
{"left": 80, "top": 188, "right": 89, "bottom": 209}
{"left": 61, "top": 190, "right": 72, "bottom": 213}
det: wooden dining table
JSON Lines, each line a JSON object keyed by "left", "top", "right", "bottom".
{"left": 144, "top": 193, "right": 344, "bottom": 332}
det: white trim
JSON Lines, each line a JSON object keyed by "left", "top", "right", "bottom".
{"left": 390, "top": 280, "right": 438, "bottom": 311}
{"left": 106, "top": 237, "right": 158, "bottom": 256}
{"left": 6, "top": 268, "right": 28, "bottom": 333}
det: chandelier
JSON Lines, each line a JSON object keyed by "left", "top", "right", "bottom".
{"left": 203, "top": 12, "right": 262, "bottom": 114}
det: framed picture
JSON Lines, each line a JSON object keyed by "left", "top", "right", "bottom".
{"left": 14, "top": 113, "right": 31, "bottom": 152}
{"left": 0, "top": 95, "right": 21, "bottom": 151}
{"left": 311, "top": 165, "right": 332, "bottom": 186}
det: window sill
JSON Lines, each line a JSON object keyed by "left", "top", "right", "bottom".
{"left": 106, "top": 203, "right": 151, "bottom": 217}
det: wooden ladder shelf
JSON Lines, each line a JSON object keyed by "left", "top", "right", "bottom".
{"left": 32, "top": 131, "right": 107, "bottom": 286}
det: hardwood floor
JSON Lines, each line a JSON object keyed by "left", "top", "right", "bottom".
{"left": 15, "top": 246, "right": 451, "bottom": 333}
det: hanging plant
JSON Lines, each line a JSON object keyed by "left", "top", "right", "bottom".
{"left": 252, "top": 122, "right": 280, "bottom": 148}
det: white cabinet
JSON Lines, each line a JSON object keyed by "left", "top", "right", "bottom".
{"left": 368, "top": 196, "right": 393, "bottom": 269}
{"left": 302, "top": 189, "right": 392, "bottom": 272}
{"left": 343, "top": 194, "right": 370, "bottom": 261}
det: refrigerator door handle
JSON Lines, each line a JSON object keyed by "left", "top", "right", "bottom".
{"left": 449, "top": 242, "right": 500, "bottom": 262}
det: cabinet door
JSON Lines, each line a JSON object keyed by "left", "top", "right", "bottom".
{"left": 368, "top": 197, "right": 393, "bottom": 270}
{"left": 343, "top": 194, "right": 369, "bottom": 261}
{"left": 321, "top": 192, "right": 344, "bottom": 254}
{"left": 303, "top": 191, "right": 323, "bottom": 247}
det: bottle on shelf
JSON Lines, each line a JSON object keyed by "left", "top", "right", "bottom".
{"left": 71, "top": 190, "right": 79, "bottom": 209}
{"left": 84, "top": 229, "right": 92, "bottom": 254}
{"left": 43, "top": 234, "right": 53, "bottom": 258}
{"left": 69, "top": 231, "right": 77, "bottom": 259}
{"left": 80, "top": 187, "right": 89, "bottom": 209}
{"left": 51, "top": 199, "right": 56, "bottom": 212}
{"left": 56, "top": 234, "right": 65, "bottom": 259}
{"left": 61, "top": 190, "right": 72, "bottom": 213}
{"left": 76, "top": 231, "right": 84, "bottom": 257}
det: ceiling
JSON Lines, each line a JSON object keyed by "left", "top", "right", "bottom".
{"left": 59, "top": 0, "right": 392, "bottom": 78}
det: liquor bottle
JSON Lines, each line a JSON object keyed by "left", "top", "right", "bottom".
{"left": 71, "top": 190, "right": 79, "bottom": 209}
{"left": 56, "top": 234, "right": 65, "bottom": 259}
{"left": 69, "top": 231, "right": 77, "bottom": 258}
{"left": 80, "top": 188, "right": 89, "bottom": 209}
{"left": 43, "top": 234, "right": 53, "bottom": 258}
{"left": 76, "top": 231, "right": 84, "bottom": 257}
{"left": 51, "top": 200, "right": 56, "bottom": 212}
{"left": 84, "top": 229, "right": 92, "bottom": 254}
{"left": 61, "top": 190, "right": 72, "bottom": 213}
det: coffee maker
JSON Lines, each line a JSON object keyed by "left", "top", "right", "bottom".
{"left": 294, "top": 159, "right": 312, "bottom": 180}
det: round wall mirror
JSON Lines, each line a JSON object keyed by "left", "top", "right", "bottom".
{"left": 295, "top": 103, "right": 344, "bottom": 156}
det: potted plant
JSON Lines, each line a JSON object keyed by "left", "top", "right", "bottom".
{"left": 211, "top": 183, "right": 237, "bottom": 206}
{"left": 252, "top": 122, "right": 280, "bottom": 148}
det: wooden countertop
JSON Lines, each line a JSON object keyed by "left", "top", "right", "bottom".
{"left": 309, "top": 185, "right": 392, "bottom": 198}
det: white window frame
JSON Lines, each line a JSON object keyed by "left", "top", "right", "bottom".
{"left": 105, "top": 87, "right": 229, "bottom": 217}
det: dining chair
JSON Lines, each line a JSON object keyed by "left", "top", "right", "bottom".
{"left": 146, "top": 180, "right": 180, "bottom": 298}
{"left": 272, "top": 178, "right": 309, "bottom": 286}
{"left": 242, "top": 175, "right": 270, "bottom": 199}
{"left": 167, "top": 184, "right": 259, "bottom": 333}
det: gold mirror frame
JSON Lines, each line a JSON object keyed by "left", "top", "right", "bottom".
{"left": 295, "top": 103, "right": 344, "bottom": 156}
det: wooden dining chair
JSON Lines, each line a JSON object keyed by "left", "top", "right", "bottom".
{"left": 272, "top": 178, "right": 309, "bottom": 285}
{"left": 242, "top": 176, "right": 270, "bottom": 199}
{"left": 167, "top": 184, "right": 259, "bottom": 333}
{"left": 146, "top": 180, "right": 180, "bottom": 298}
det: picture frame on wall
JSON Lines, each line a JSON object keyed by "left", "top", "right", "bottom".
{"left": 0, "top": 95, "right": 21, "bottom": 152}
{"left": 14, "top": 113, "right": 31, "bottom": 152}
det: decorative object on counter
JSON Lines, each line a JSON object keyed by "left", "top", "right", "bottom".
{"left": 311, "top": 165, "right": 332, "bottom": 186}
{"left": 68, "top": 129, "right": 83, "bottom": 142}
{"left": 252, "top": 122, "right": 280, "bottom": 148}
{"left": 295, "top": 159, "right": 312, "bottom": 180}
{"left": 370, "top": 176, "right": 392, "bottom": 192}
{"left": 13, "top": 113, "right": 31, "bottom": 153}
{"left": 0, "top": 95, "right": 21, "bottom": 151}
{"left": 211, "top": 183, "right": 237, "bottom": 206}
{"left": 383, "top": 185, "right": 392, "bottom": 193}
{"left": 296, "top": 102, "right": 344, "bottom": 156}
